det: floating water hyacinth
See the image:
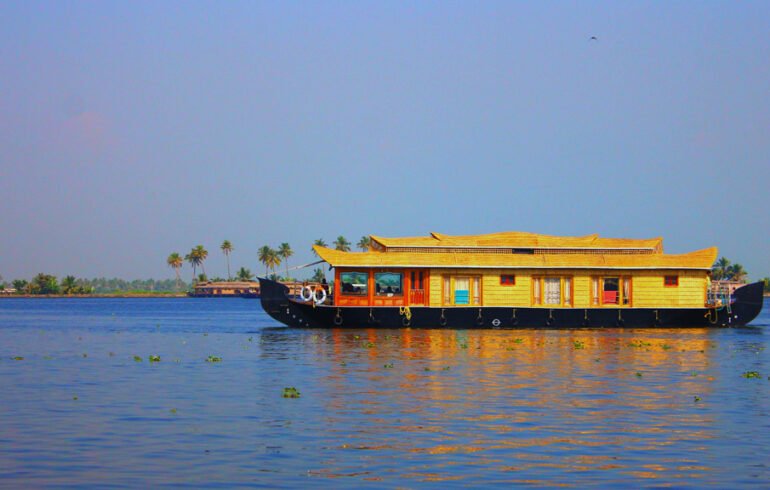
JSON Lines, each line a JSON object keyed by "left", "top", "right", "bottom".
{"left": 635, "top": 372, "right": 643, "bottom": 378}
{"left": 384, "top": 362, "right": 394, "bottom": 369}
{"left": 12, "top": 356, "right": 24, "bottom": 361}
{"left": 694, "top": 395, "right": 701, "bottom": 402}
{"left": 206, "top": 355, "right": 222, "bottom": 363}
{"left": 742, "top": 371, "right": 761, "bottom": 379}
{"left": 362, "top": 341, "right": 375, "bottom": 348}
{"left": 282, "top": 387, "right": 301, "bottom": 398}
{"left": 149, "top": 355, "right": 161, "bottom": 362}
{"left": 133, "top": 355, "right": 142, "bottom": 362}
{"left": 573, "top": 340, "right": 585, "bottom": 349}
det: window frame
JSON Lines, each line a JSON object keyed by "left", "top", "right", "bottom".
{"left": 374, "top": 271, "right": 403, "bottom": 297}
{"left": 664, "top": 275, "right": 679, "bottom": 287}
{"left": 442, "top": 274, "right": 482, "bottom": 306}
{"left": 500, "top": 274, "right": 516, "bottom": 286}
{"left": 531, "top": 276, "right": 573, "bottom": 307}
{"left": 339, "top": 271, "right": 369, "bottom": 296}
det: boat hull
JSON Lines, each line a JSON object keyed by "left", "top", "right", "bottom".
{"left": 258, "top": 278, "right": 764, "bottom": 329}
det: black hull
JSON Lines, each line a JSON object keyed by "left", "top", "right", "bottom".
{"left": 258, "top": 278, "right": 764, "bottom": 329}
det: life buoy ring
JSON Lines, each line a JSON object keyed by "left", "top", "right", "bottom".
{"left": 300, "top": 285, "right": 313, "bottom": 302}
{"left": 313, "top": 287, "right": 327, "bottom": 305}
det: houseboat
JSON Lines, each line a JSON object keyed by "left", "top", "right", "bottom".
{"left": 258, "top": 231, "right": 764, "bottom": 328}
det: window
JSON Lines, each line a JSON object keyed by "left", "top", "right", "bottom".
{"left": 500, "top": 275, "right": 515, "bottom": 285}
{"left": 603, "top": 277, "right": 620, "bottom": 305}
{"left": 595, "top": 276, "right": 632, "bottom": 306}
{"left": 442, "top": 275, "right": 481, "bottom": 306}
{"left": 532, "top": 276, "right": 573, "bottom": 306}
{"left": 340, "top": 271, "right": 368, "bottom": 295}
{"left": 375, "top": 272, "right": 403, "bottom": 296}
{"left": 664, "top": 275, "right": 679, "bottom": 287}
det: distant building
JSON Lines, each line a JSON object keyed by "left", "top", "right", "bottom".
{"left": 0, "top": 288, "right": 17, "bottom": 296}
{"left": 189, "top": 281, "right": 260, "bottom": 297}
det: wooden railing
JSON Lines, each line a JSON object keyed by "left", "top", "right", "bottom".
{"left": 409, "top": 289, "right": 425, "bottom": 305}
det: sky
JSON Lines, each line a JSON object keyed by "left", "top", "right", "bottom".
{"left": 1, "top": 1, "right": 768, "bottom": 282}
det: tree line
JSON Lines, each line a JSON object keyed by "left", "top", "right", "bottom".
{"left": 1, "top": 274, "right": 186, "bottom": 295}
{"left": 168, "top": 235, "right": 372, "bottom": 286}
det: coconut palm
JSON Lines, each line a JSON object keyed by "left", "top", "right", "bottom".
{"left": 185, "top": 250, "right": 200, "bottom": 282}
{"left": 334, "top": 235, "right": 351, "bottom": 252}
{"left": 727, "top": 263, "right": 747, "bottom": 282}
{"left": 61, "top": 275, "right": 78, "bottom": 295}
{"left": 267, "top": 248, "right": 282, "bottom": 276}
{"left": 236, "top": 267, "right": 253, "bottom": 281}
{"left": 357, "top": 236, "right": 371, "bottom": 251}
{"left": 167, "top": 252, "right": 184, "bottom": 290}
{"left": 278, "top": 242, "right": 293, "bottom": 279}
{"left": 712, "top": 257, "right": 730, "bottom": 280}
{"left": 220, "top": 240, "right": 233, "bottom": 280}
{"left": 312, "top": 238, "right": 327, "bottom": 256}
{"left": 194, "top": 245, "right": 208, "bottom": 276}
{"left": 311, "top": 267, "right": 326, "bottom": 283}
{"left": 258, "top": 245, "right": 273, "bottom": 277}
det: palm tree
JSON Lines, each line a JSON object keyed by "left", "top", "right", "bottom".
{"left": 727, "top": 263, "right": 747, "bottom": 283}
{"left": 258, "top": 245, "right": 273, "bottom": 277}
{"left": 236, "top": 267, "right": 253, "bottom": 281}
{"left": 61, "top": 275, "right": 78, "bottom": 295}
{"left": 334, "top": 235, "right": 351, "bottom": 251}
{"left": 311, "top": 267, "right": 326, "bottom": 283}
{"left": 185, "top": 249, "right": 200, "bottom": 282}
{"left": 194, "top": 245, "right": 208, "bottom": 276}
{"left": 712, "top": 257, "right": 730, "bottom": 281}
{"left": 312, "top": 238, "right": 327, "bottom": 257}
{"left": 267, "top": 248, "right": 282, "bottom": 276}
{"left": 357, "top": 236, "right": 371, "bottom": 251}
{"left": 220, "top": 240, "right": 233, "bottom": 280}
{"left": 167, "top": 252, "right": 183, "bottom": 290}
{"left": 278, "top": 243, "right": 293, "bottom": 279}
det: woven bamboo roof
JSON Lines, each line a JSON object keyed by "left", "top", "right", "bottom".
{"left": 370, "top": 231, "right": 663, "bottom": 250}
{"left": 313, "top": 245, "right": 717, "bottom": 270}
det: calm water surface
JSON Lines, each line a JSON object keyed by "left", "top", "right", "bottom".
{"left": 0, "top": 298, "right": 768, "bottom": 488}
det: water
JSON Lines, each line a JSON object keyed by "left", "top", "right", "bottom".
{"left": 0, "top": 298, "right": 768, "bottom": 488}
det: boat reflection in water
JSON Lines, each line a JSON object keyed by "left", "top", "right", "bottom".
{"left": 261, "top": 326, "right": 753, "bottom": 485}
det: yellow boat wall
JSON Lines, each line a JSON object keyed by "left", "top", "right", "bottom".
{"left": 426, "top": 268, "right": 709, "bottom": 308}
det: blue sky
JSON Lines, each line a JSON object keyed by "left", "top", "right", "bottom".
{"left": 1, "top": 1, "right": 768, "bottom": 281}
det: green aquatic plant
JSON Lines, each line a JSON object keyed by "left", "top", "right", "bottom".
{"left": 362, "top": 341, "right": 375, "bottom": 348}
{"left": 424, "top": 367, "right": 431, "bottom": 371}
{"left": 628, "top": 340, "right": 652, "bottom": 348}
{"left": 573, "top": 340, "right": 585, "bottom": 350}
{"left": 742, "top": 371, "right": 761, "bottom": 379}
{"left": 384, "top": 363, "right": 394, "bottom": 369}
{"left": 442, "top": 366, "right": 451, "bottom": 371}
{"left": 694, "top": 395, "right": 701, "bottom": 402}
{"left": 12, "top": 356, "right": 24, "bottom": 361}
{"left": 133, "top": 355, "right": 142, "bottom": 362}
{"left": 635, "top": 372, "right": 643, "bottom": 378}
{"left": 354, "top": 335, "right": 360, "bottom": 340}
{"left": 206, "top": 355, "right": 222, "bottom": 363}
{"left": 340, "top": 361, "right": 347, "bottom": 367}
{"left": 282, "top": 387, "right": 301, "bottom": 398}
{"left": 661, "top": 343, "right": 672, "bottom": 350}
{"left": 149, "top": 355, "right": 161, "bottom": 362}
{"left": 459, "top": 343, "right": 468, "bottom": 349}
{"left": 513, "top": 338, "right": 524, "bottom": 344}
{"left": 73, "top": 396, "right": 78, "bottom": 400}
{"left": 170, "top": 408, "right": 177, "bottom": 414}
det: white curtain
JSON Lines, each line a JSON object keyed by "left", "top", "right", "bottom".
{"left": 545, "top": 278, "right": 561, "bottom": 305}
